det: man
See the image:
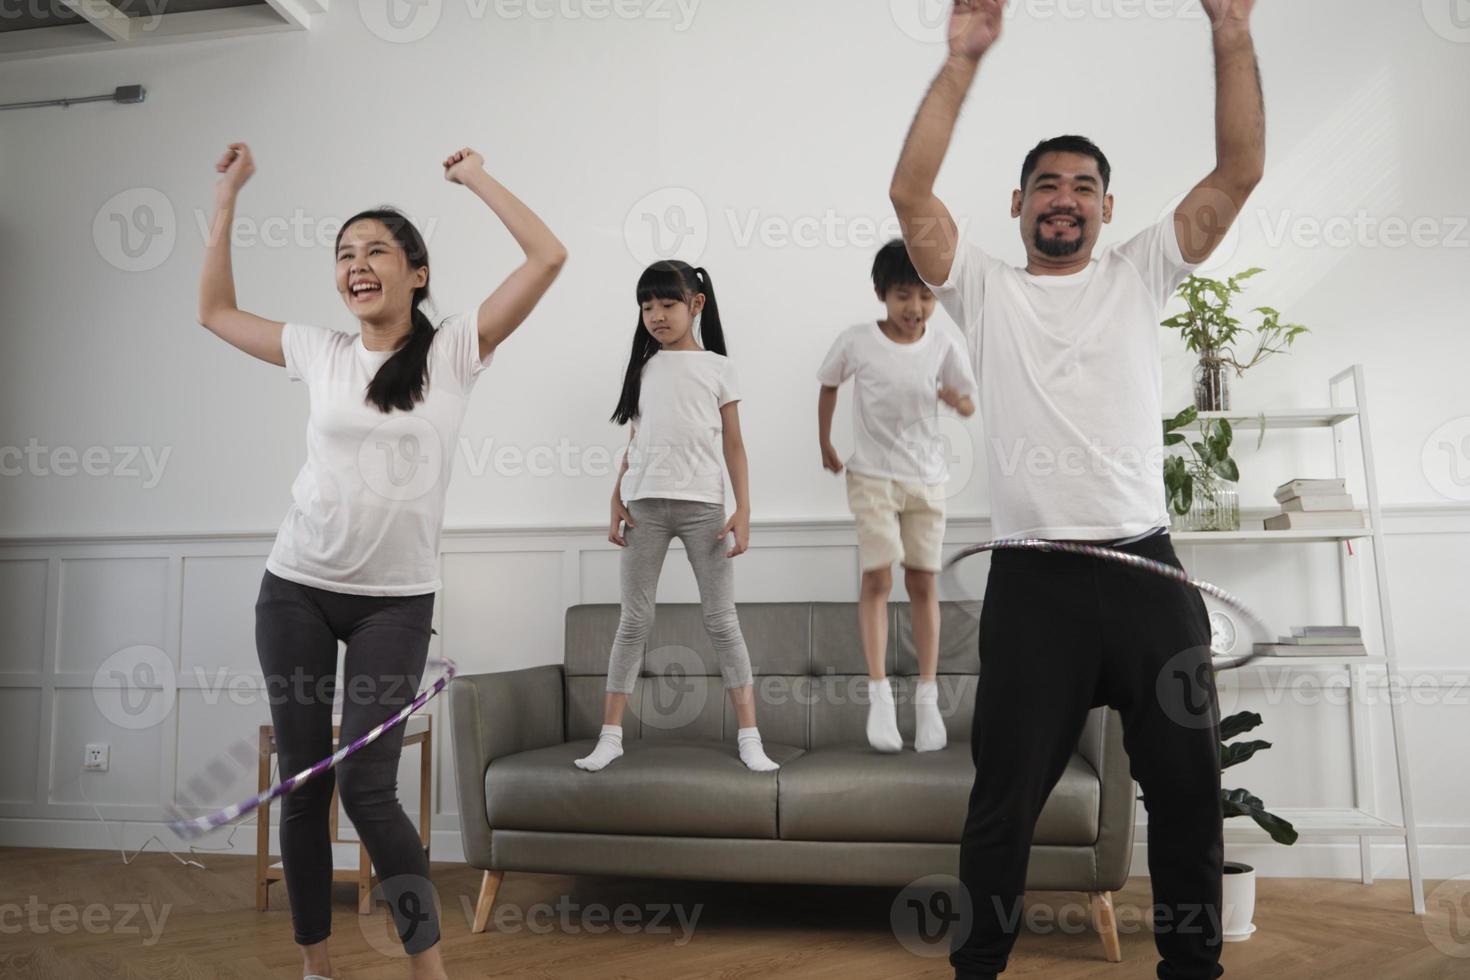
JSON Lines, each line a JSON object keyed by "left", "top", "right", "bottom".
{"left": 888, "top": 1, "right": 1265, "bottom": 978}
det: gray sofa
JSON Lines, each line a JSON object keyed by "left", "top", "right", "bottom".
{"left": 449, "top": 600, "right": 1135, "bottom": 961}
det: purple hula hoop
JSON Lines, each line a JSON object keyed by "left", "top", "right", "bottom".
{"left": 943, "top": 537, "right": 1268, "bottom": 671}
{"left": 166, "top": 656, "right": 457, "bottom": 839}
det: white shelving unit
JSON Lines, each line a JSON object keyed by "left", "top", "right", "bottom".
{"left": 1167, "top": 364, "right": 1424, "bottom": 915}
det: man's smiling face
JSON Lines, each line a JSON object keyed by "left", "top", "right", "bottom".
{"left": 1013, "top": 150, "right": 1114, "bottom": 263}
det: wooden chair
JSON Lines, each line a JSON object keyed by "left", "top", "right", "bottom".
{"left": 255, "top": 714, "right": 431, "bottom": 914}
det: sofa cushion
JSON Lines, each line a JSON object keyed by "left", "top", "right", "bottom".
{"left": 486, "top": 738, "right": 805, "bottom": 839}
{"left": 777, "top": 744, "right": 1100, "bottom": 845}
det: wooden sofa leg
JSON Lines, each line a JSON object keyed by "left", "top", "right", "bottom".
{"left": 1089, "top": 891, "right": 1123, "bottom": 963}
{"left": 472, "top": 870, "right": 504, "bottom": 934}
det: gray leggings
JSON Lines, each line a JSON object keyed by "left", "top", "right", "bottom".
{"left": 607, "top": 497, "right": 755, "bottom": 694}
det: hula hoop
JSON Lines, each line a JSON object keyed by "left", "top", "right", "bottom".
{"left": 166, "top": 656, "right": 458, "bottom": 839}
{"left": 943, "top": 537, "right": 1268, "bottom": 671}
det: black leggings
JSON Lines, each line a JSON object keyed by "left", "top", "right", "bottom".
{"left": 950, "top": 532, "right": 1224, "bottom": 980}
{"left": 255, "top": 569, "right": 440, "bottom": 956}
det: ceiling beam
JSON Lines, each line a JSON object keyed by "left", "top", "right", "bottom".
{"left": 0, "top": 6, "right": 301, "bottom": 61}
{"left": 259, "top": 0, "right": 321, "bottom": 30}
{"left": 56, "top": 0, "right": 134, "bottom": 43}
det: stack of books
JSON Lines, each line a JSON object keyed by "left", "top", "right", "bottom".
{"left": 1264, "top": 478, "right": 1366, "bottom": 530}
{"left": 1255, "top": 625, "right": 1368, "bottom": 658}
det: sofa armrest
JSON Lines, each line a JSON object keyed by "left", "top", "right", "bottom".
{"left": 1079, "top": 706, "right": 1136, "bottom": 892}
{"left": 447, "top": 665, "right": 565, "bottom": 869}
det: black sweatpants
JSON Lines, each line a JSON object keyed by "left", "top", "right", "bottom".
{"left": 950, "top": 532, "right": 1224, "bottom": 980}
{"left": 255, "top": 569, "right": 440, "bottom": 956}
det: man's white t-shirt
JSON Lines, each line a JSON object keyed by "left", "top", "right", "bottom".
{"left": 621, "top": 349, "right": 740, "bottom": 507}
{"left": 265, "top": 310, "right": 492, "bottom": 596}
{"left": 816, "top": 320, "right": 978, "bottom": 486}
{"left": 921, "top": 213, "right": 1201, "bottom": 540}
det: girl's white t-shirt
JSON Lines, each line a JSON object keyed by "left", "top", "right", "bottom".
{"left": 265, "top": 310, "right": 492, "bottom": 596}
{"left": 620, "top": 349, "right": 740, "bottom": 507}
{"left": 920, "top": 212, "right": 1201, "bottom": 540}
{"left": 816, "top": 320, "right": 977, "bottom": 487}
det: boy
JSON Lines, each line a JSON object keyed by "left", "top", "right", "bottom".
{"left": 816, "top": 239, "right": 977, "bottom": 753}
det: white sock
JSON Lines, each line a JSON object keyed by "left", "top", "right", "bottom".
{"left": 574, "top": 724, "right": 624, "bottom": 771}
{"left": 737, "top": 726, "right": 780, "bottom": 771}
{"left": 866, "top": 678, "right": 903, "bottom": 753}
{"left": 914, "top": 679, "right": 947, "bottom": 752}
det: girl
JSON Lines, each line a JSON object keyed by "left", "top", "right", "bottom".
{"left": 198, "top": 142, "right": 565, "bottom": 980}
{"left": 575, "top": 261, "right": 778, "bottom": 774}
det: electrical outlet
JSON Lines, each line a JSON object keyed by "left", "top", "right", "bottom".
{"left": 84, "top": 743, "right": 109, "bottom": 771}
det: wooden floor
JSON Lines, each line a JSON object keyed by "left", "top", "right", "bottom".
{"left": 0, "top": 848, "right": 1462, "bottom": 979}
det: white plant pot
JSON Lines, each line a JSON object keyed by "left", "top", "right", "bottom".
{"left": 1221, "top": 861, "right": 1257, "bottom": 941}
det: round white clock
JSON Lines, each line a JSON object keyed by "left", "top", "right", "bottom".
{"left": 1209, "top": 609, "right": 1239, "bottom": 656}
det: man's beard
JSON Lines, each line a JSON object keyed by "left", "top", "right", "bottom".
{"left": 1034, "top": 220, "right": 1085, "bottom": 257}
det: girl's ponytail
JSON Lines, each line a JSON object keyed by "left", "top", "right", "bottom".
{"left": 692, "top": 267, "right": 726, "bottom": 357}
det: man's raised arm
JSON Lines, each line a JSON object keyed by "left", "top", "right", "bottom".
{"left": 1175, "top": 0, "right": 1266, "bottom": 265}
{"left": 890, "top": 0, "right": 1007, "bottom": 287}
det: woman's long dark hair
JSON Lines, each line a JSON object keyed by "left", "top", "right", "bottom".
{"left": 610, "top": 260, "right": 727, "bottom": 426}
{"left": 335, "top": 207, "right": 438, "bottom": 414}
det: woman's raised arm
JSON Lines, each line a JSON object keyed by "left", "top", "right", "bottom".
{"left": 197, "top": 142, "right": 286, "bottom": 367}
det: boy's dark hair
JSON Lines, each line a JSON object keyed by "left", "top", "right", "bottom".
{"left": 1020, "top": 135, "right": 1112, "bottom": 194}
{"left": 871, "top": 239, "right": 929, "bottom": 298}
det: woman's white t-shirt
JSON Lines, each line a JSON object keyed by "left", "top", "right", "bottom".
{"left": 620, "top": 349, "right": 740, "bottom": 507}
{"left": 920, "top": 212, "right": 1201, "bottom": 540}
{"left": 265, "top": 310, "right": 492, "bottom": 596}
{"left": 816, "top": 320, "right": 977, "bottom": 487}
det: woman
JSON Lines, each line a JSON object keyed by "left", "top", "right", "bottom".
{"left": 198, "top": 141, "right": 565, "bottom": 980}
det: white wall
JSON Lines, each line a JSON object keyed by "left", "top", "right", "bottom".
{"left": 0, "top": 1, "right": 1466, "bottom": 884}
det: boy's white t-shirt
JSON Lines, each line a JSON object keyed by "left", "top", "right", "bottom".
{"left": 921, "top": 212, "right": 1201, "bottom": 540}
{"left": 621, "top": 349, "right": 740, "bottom": 507}
{"left": 815, "top": 320, "right": 977, "bottom": 486}
{"left": 265, "top": 310, "right": 492, "bottom": 596}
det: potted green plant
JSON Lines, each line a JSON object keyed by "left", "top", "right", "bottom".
{"left": 1163, "top": 406, "right": 1242, "bottom": 531}
{"left": 1162, "top": 268, "right": 1309, "bottom": 411}
{"left": 1218, "top": 710, "right": 1299, "bottom": 941}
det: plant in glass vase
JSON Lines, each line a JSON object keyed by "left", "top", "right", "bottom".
{"left": 1162, "top": 406, "right": 1242, "bottom": 531}
{"left": 1162, "top": 268, "right": 1309, "bottom": 412}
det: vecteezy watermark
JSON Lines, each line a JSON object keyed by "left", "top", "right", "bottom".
{"left": 988, "top": 435, "right": 1166, "bottom": 482}
{"left": 1245, "top": 670, "right": 1470, "bottom": 710}
{"left": 1423, "top": 416, "right": 1470, "bottom": 502}
{"left": 622, "top": 186, "right": 975, "bottom": 267}
{"left": 891, "top": 0, "right": 1208, "bottom": 45}
{"left": 1, "top": 0, "right": 171, "bottom": 30}
{"left": 626, "top": 645, "right": 710, "bottom": 731}
{"left": 0, "top": 897, "right": 172, "bottom": 946}
{"left": 94, "top": 187, "right": 176, "bottom": 273}
{"left": 1425, "top": 874, "right": 1470, "bottom": 959}
{"left": 355, "top": 433, "right": 701, "bottom": 504}
{"left": 359, "top": 0, "right": 702, "bottom": 44}
{"left": 360, "top": 415, "right": 446, "bottom": 503}
{"left": 891, "top": 874, "right": 973, "bottom": 957}
{"left": 1161, "top": 188, "right": 1242, "bottom": 275}
{"left": 0, "top": 440, "right": 171, "bottom": 488}
{"left": 94, "top": 190, "right": 444, "bottom": 272}
{"left": 357, "top": 874, "right": 443, "bottom": 957}
{"left": 1423, "top": 0, "right": 1470, "bottom": 43}
{"left": 93, "top": 645, "right": 178, "bottom": 732}
{"left": 193, "top": 208, "right": 443, "bottom": 253}
{"left": 1252, "top": 209, "right": 1470, "bottom": 252}
{"left": 458, "top": 893, "right": 703, "bottom": 942}
{"left": 625, "top": 187, "right": 710, "bottom": 267}
{"left": 1155, "top": 643, "right": 1237, "bottom": 729}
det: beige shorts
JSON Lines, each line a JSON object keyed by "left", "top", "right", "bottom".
{"left": 845, "top": 470, "right": 947, "bottom": 573}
